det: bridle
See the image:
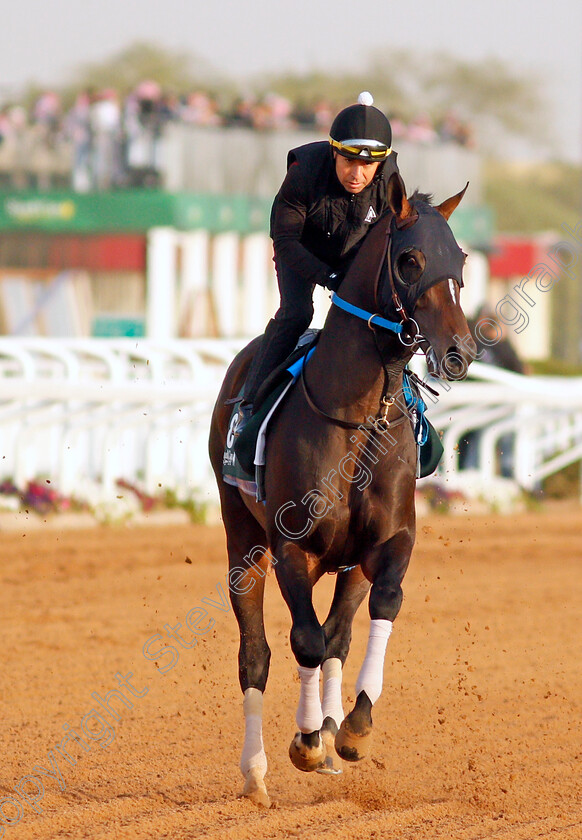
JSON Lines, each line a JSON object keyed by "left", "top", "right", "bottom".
{"left": 301, "top": 212, "right": 438, "bottom": 431}
{"left": 374, "top": 213, "right": 430, "bottom": 353}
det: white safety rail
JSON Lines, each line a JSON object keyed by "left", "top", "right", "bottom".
{"left": 1, "top": 341, "right": 581, "bottom": 506}
{"left": 422, "top": 362, "right": 582, "bottom": 493}
{"left": 0, "top": 338, "right": 245, "bottom": 505}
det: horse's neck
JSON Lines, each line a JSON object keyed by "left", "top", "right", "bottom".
{"left": 311, "top": 305, "right": 408, "bottom": 412}
{"left": 309, "top": 219, "right": 410, "bottom": 410}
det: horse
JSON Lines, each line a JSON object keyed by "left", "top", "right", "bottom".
{"left": 208, "top": 172, "right": 476, "bottom": 808}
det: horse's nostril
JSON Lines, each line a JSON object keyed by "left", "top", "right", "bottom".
{"left": 441, "top": 348, "right": 467, "bottom": 380}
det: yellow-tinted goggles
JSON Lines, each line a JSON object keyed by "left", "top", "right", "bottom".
{"left": 329, "top": 137, "right": 391, "bottom": 160}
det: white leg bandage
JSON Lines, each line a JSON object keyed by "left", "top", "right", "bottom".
{"left": 296, "top": 665, "right": 323, "bottom": 734}
{"left": 240, "top": 688, "right": 267, "bottom": 777}
{"left": 355, "top": 619, "right": 393, "bottom": 705}
{"left": 321, "top": 658, "right": 344, "bottom": 728}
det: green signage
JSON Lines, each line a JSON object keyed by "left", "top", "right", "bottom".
{"left": 449, "top": 205, "right": 494, "bottom": 247}
{"left": 0, "top": 191, "right": 272, "bottom": 234}
{"left": 0, "top": 190, "right": 493, "bottom": 245}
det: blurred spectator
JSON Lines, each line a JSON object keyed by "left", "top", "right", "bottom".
{"left": 407, "top": 113, "right": 438, "bottom": 144}
{"left": 180, "top": 91, "right": 222, "bottom": 126}
{"left": 261, "top": 93, "right": 294, "bottom": 129}
{"left": 292, "top": 101, "right": 317, "bottom": 128}
{"left": 90, "top": 88, "right": 122, "bottom": 190}
{"left": 312, "top": 99, "right": 334, "bottom": 132}
{"left": 30, "top": 92, "right": 66, "bottom": 189}
{"left": 65, "top": 90, "right": 93, "bottom": 192}
{"left": 33, "top": 90, "right": 62, "bottom": 140}
{"left": 0, "top": 105, "right": 29, "bottom": 188}
{"left": 226, "top": 96, "right": 256, "bottom": 128}
{"left": 437, "top": 109, "right": 475, "bottom": 149}
{"left": 122, "top": 80, "right": 173, "bottom": 186}
{"left": 0, "top": 85, "right": 478, "bottom": 192}
{"left": 387, "top": 111, "right": 407, "bottom": 142}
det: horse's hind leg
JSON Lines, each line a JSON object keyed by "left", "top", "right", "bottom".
{"left": 318, "top": 566, "right": 370, "bottom": 774}
{"left": 222, "top": 489, "right": 272, "bottom": 808}
{"left": 335, "top": 532, "right": 413, "bottom": 762}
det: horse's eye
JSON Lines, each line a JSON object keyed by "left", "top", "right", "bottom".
{"left": 397, "top": 249, "right": 425, "bottom": 283}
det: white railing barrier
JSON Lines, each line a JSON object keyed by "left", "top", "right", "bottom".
{"left": 422, "top": 362, "right": 582, "bottom": 495}
{"left": 0, "top": 338, "right": 245, "bottom": 508}
{"left": 1, "top": 341, "right": 581, "bottom": 509}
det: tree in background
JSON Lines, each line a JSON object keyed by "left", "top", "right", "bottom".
{"left": 262, "top": 49, "right": 551, "bottom": 156}
{"left": 67, "top": 41, "right": 235, "bottom": 103}
{"left": 40, "top": 41, "right": 549, "bottom": 154}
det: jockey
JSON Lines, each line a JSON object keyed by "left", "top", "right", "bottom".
{"left": 238, "top": 92, "right": 399, "bottom": 430}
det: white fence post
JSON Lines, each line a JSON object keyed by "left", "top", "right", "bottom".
{"left": 212, "top": 233, "right": 239, "bottom": 337}
{"left": 241, "top": 233, "right": 270, "bottom": 336}
{"left": 146, "top": 227, "right": 178, "bottom": 339}
{"left": 179, "top": 230, "right": 210, "bottom": 336}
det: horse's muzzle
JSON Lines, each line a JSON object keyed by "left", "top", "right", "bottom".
{"left": 439, "top": 338, "right": 477, "bottom": 380}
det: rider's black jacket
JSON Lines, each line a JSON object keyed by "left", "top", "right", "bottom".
{"left": 270, "top": 140, "right": 400, "bottom": 288}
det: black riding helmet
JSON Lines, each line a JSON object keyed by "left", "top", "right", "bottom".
{"left": 329, "top": 92, "right": 392, "bottom": 161}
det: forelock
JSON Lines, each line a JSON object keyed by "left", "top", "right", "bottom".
{"left": 409, "top": 190, "right": 434, "bottom": 208}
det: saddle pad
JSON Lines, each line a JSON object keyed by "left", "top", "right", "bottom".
{"left": 222, "top": 335, "right": 320, "bottom": 498}
{"left": 222, "top": 384, "right": 280, "bottom": 493}
{"left": 225, "top": 376, "right": 292, "bottom": 479}
{"left": 419, "top": 421, "right": 444, "bottom": 478}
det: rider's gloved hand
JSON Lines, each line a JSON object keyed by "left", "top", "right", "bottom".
{"left": 326, "top": 270, "right": 343, "bottom": 292}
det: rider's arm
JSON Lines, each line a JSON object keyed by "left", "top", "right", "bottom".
{"left": 270, "top": 163, "right": 335, "bottom": 289}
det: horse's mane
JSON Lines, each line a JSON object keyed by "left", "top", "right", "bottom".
{"left": 409, "top": 190, "right": 434, "bottom": 207}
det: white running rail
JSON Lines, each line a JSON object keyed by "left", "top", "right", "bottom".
{"left": 0, "top": 340, "right": 580, "bottom": 506}
{"left": 423, "top": 361, "right": 582, "bottom": 492}
{"left": 0, "top": 338, "right": 245, "bottom": 505}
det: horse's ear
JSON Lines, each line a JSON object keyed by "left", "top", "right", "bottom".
{"left": 436, "top": 182, "right": 469, "bottom": 220}
{"left": 387, "top": 172, "right": 415, "bottom": 223}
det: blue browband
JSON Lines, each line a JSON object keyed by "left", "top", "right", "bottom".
{"left": 330, "top": 292, "right": 403, "bottom": 334}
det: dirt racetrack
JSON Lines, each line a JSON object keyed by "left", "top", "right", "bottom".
{"left": 1, "top": 503, "right": 581, "bottom": 840}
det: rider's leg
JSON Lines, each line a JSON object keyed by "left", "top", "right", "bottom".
{"left": 241, "top": 262, "right": 314, "bottom": 410}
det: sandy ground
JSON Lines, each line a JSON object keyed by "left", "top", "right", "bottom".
{"left": 1, "top": 503, "right": 581, "bottom": 840}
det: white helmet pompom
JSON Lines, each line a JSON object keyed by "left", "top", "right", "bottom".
{"left": 357, "top": 91, "right": 374, "bottom": 106}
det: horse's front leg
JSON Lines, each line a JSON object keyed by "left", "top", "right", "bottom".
{"left": 317, "top": 566, "right": 370, "bottom": 774}
{"left": 335, "top": 530, "right": 413, "bottom": 762}
{"left": 274, "top": 540, "right": 328, "bottom": 773}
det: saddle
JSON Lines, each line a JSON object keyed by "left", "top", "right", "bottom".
{"left": 221, "top": 332, "right": 443, "bottom": 501}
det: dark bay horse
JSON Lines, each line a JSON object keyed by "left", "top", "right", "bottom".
{"left": 208, "top": 172, "right": 476, "bottom": 808}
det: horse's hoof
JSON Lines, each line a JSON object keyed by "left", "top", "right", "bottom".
{"left": 335, "top": 718, "right": 372, "bottom": 762}
{"left": 242, "top": 767, "right": 271, "bottom": 809}
{"left": 289, "top": 730, "right": 326, "bottom": 773}
{"left": 316, "top": 725, "right": 342, "bottom": 775}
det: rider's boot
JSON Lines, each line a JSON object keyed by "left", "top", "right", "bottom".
{"left": 235, "top": 400, "right": 254, "bottom": 436}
